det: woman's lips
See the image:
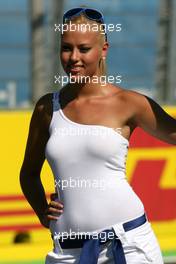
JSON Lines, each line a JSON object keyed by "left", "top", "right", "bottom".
{"left": 68, "top": 65, "right": 83, "bottom": 73}
{"left": 70, "top": 68, "right": 80, "bottom": 73}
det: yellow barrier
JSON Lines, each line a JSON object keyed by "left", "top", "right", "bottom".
{"left": 0, "top": 108, "right": 176, "bottom": 261}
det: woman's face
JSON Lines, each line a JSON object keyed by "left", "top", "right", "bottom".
{"left": 60, "top": 22, "right": 108, "bottom": 80}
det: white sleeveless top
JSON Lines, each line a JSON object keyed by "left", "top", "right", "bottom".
{"left": 45, "top": 90, "right": 144, "bottom": 235}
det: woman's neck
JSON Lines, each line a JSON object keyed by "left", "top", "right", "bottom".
{"left": 66, "top": 81, "right": 108, "bottom": 99}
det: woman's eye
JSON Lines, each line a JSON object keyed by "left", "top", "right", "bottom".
{"left": 61, "top": 46, "right": 71, "bottom": 51}
{"left": 80, "top": 47, "right": 90, "bottom": 53}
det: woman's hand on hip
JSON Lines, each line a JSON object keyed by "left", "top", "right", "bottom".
{"left": 42, "top": 193, "right": 64, "bottom": 228}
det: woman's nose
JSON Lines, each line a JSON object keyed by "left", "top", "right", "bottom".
{"left": 70, "top": 49, "right": 79, "bottom": 62}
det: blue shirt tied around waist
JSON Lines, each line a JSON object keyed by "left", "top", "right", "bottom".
{"left": 78, "top": 214, "right": 147, "bottom": 264}
{"left": 78, "top": 229, "right": 126, "bottom": 264}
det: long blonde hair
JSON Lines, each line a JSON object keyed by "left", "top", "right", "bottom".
{"left": 62, "top": 12, "right": 107, "bottom": 76}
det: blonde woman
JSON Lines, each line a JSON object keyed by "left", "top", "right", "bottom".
{"left": 20, "top": 7, "right": 176, "bottom": 263}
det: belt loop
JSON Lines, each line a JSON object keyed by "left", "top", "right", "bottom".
{"left": 112, "top": 223, "right": 127, "bottom": 244}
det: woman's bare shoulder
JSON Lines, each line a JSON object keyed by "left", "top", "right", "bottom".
{"left": 35, "top": 92, "right": 53, "bottom": 112}
{"left": 31, "top": 92, "right": 54, "bottom": 129}
{"left": 107, "top": 85, "right": 154, "bottom": 121}
{"left": 108, "top": 84, "right": 146, "bottom": 102}
{"left": 112, "top": 85, "right": 143, "bottom": 97}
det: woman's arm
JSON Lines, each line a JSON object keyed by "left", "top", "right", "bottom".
{"left": 130, "top": 91, "right": 176, "bottom": 145}
{"left": 20, "top": 94, "right": 63, "bottom": 228}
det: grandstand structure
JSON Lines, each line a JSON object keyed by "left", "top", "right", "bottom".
{"left": 1, "top": 0, "right": 174, "bottom": 107}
